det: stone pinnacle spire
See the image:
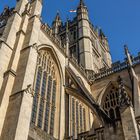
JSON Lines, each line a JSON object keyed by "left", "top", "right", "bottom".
{"left": 52, "top": 11, "right": 61, "bottom": 36}
{"left": 124, "top": 45, "right": 140, "bottom": 118}
{"left": 79, "top": 0, "right": 85, "bottom": 6}
{"left": 54, "top": 11, "right": 61, "bottom": 21}
{"left": 66, "top": 19, "right": 69, "bottom": 58}
{"left": 77, "top": 0, "right": 88, "bottom": 13}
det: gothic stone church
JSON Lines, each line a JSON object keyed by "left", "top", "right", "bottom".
{"left": 0, "top": 0, "right": 140, "bottom": 140}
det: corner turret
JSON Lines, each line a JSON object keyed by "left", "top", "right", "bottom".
{"left": 52, "top": 12, "right": 62, "bottom": 36}
{"left": 77, "top": 0, "right": 89, "bottom": 21}
{"left": 77, "top": 0, "right": 93, "bottom": 70}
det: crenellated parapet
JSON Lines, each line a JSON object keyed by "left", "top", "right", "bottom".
{"left": 41, "top": 23, "right": 62, "bottom": 49}
{"left": 87, "top": 52, "right": 140, "bottom": 81}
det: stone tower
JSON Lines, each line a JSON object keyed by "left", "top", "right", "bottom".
{"left": 77, "top": 0, "right": 94, "bottom": 70}
{"left": 77, "top": 0, "right": 112, "bottom": 72}
{"left": 52, "top": 12, "right": 62, "bottom": 37}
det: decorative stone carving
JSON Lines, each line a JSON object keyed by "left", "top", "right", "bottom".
{"left": 117, "top": 76, "right": 132, "bottom": 109}
{"left": 0, "top": 6, "right": 15, "bottom": 28}
{"left": 24, "top": 84, "right": 34, "bottom": 97}
{"left": 31, "top": 43, "right": 39, "bottom": 54}
{"left": 22, "top": 3, "right": 32, "bottom": 15}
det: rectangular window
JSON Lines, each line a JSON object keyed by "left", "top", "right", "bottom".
{"left": 44, "top": 104, "right": 50, "bottom": 132}
{"left": 37, "top": 72, "right": 47, "bottom": 128}
{"left": 50, "top": 80, "right": 56, "bottom": 136}
{"left": 72, "top": 98, "right": 75, "bottom": 137}
{"left": 83, "top": 108, "right": 86, "bottom": 131}
{"left": 76, "top": 101, "right": 79, "bottom": 134}
{"left": 31, "top": 67, "right": 42, "bottom": 124}
{"left": 80, "top": 105, "right": 82, "bottom": 132}
{"left": 70, "top": 45, "right": 77, "bottom": 58}
{"left": 73, "top": 31, "right": 77, "bottom": 40}
{"left": 44, "top": 75, "right": 52, "bottom": 132}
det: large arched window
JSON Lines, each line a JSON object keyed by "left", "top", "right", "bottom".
{"left": 31, "top": 49, "right": 60, "bottom": 137}
{"left": 102, "top": 85, "right": 121, "bottom": 120}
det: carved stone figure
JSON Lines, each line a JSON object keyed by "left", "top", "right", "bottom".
{"left": 0, "top": 6, "right": 14, "bottom": 28}
{"left": 117, "top": 76, "right": 132, "bottom": 109}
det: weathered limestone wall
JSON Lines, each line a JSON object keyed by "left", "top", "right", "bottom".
{"left": 0, "top": 0, "right": 42, "bottom": 139}
{"left": 0, "top": 13, "right": 30, "bottom": 137}
{"left": 91, "top": 65, "right": 140, "bottom": 101}
{"left": 104, "top": 122, "right": 125, "bottom": 140}
{"left": 121, "top": 107, "right": 139, "bottom": 140}
{"left": 91, "top": 64, "right": 140, "bottom": 139}
{"left": 0, "top": 13, "right": 26, "bottom": 138}
{"left": 1, "top": 91, "right": 33, "bottom": 140}
{"left": 0, "top": 13, "right": 22, "bottom": 90}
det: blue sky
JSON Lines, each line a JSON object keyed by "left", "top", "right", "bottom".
{"left": 0, "top": 0, "right": 140, "bottom": 62}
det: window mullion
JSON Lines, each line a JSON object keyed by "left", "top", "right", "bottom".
{"left": 37, "top": 71, "right": 47, "bottom": 128}
{"left": 44, "top": 75, "right": 53, "bottom": 133}
{"left": 50, "top": 80, "right": 56, "bottom": 136}
{"left": 36, "top": 68, "right": 44, "bottom": 126}
{"left": 31, "top": 67, "right": 43, "bottom": 125}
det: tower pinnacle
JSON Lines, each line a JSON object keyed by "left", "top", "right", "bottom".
{"left": 79, "top": 0, "right": 85, "bottom": 7}
{"left": 77, "top": 0, "right": 87, "bottom": 9}
{"left": 52, "top": 12, "right": 61, "bottom": 36}
{"left": 54, "top": 11, "right": 61, "bottom": 21}
{"left": 77, "top": 0, "right": 88, "bottom": 20}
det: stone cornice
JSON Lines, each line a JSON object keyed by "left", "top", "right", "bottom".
{"left": 3, "top": 69, "right": 17, "bottom": 78}
{"left": 0, "top": 38, "right": 13, "bottom": 51}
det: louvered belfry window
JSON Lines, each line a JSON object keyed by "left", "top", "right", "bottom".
{"left": 31, "top": 50, "right": 57, "bottom": 136}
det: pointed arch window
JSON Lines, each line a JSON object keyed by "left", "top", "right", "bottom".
{"left": 31, "top": 50, "right": 58, "bottom": 137}
{"left": 103, "top": 86, "right": 121, "bottom": 120}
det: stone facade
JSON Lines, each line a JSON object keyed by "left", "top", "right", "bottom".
{"left": 0, "top": 0, "right": 140, "bottom": 140}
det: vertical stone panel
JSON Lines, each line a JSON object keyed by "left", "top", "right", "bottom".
{"left": 121, "top": 107, "right": 139, "bottom": 140}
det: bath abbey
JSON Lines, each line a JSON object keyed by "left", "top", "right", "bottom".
{"left": 0, "top": 0, "right": 140, "bottom": 139}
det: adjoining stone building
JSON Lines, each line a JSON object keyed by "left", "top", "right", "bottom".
{"left": 0, "top": 0, "right": 140, "bottom": 140}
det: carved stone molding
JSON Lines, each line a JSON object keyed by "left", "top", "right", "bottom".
{"left": 22, "top": 2, "right": 32, "bottom": 16}
{"left": 31, "top": 43, "right": 39, "bottom": 54}
{"left": 117, "top": 76, "right": 132, "bottom": 110}
{"left": 24, "top": 84, "right": 35, "bottom": 97}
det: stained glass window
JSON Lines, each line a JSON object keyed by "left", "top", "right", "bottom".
{"left": 31, "top": 67, "right": 42, "bottom": 124}
{"left": 31, "top": 50, "right": 58, "bottom": 137}
{"left": 50, "top": 80, "right": 56, "bottom": 136}
{"left": 37, "top": 71, "right": 47, "bottom": 128}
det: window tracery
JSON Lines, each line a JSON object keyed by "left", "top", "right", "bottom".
{"left": 103, "top": 86, "right": 121, "bottom": 120}
{"left": 31, "top": 49, "right": 58, "bottom": 137}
